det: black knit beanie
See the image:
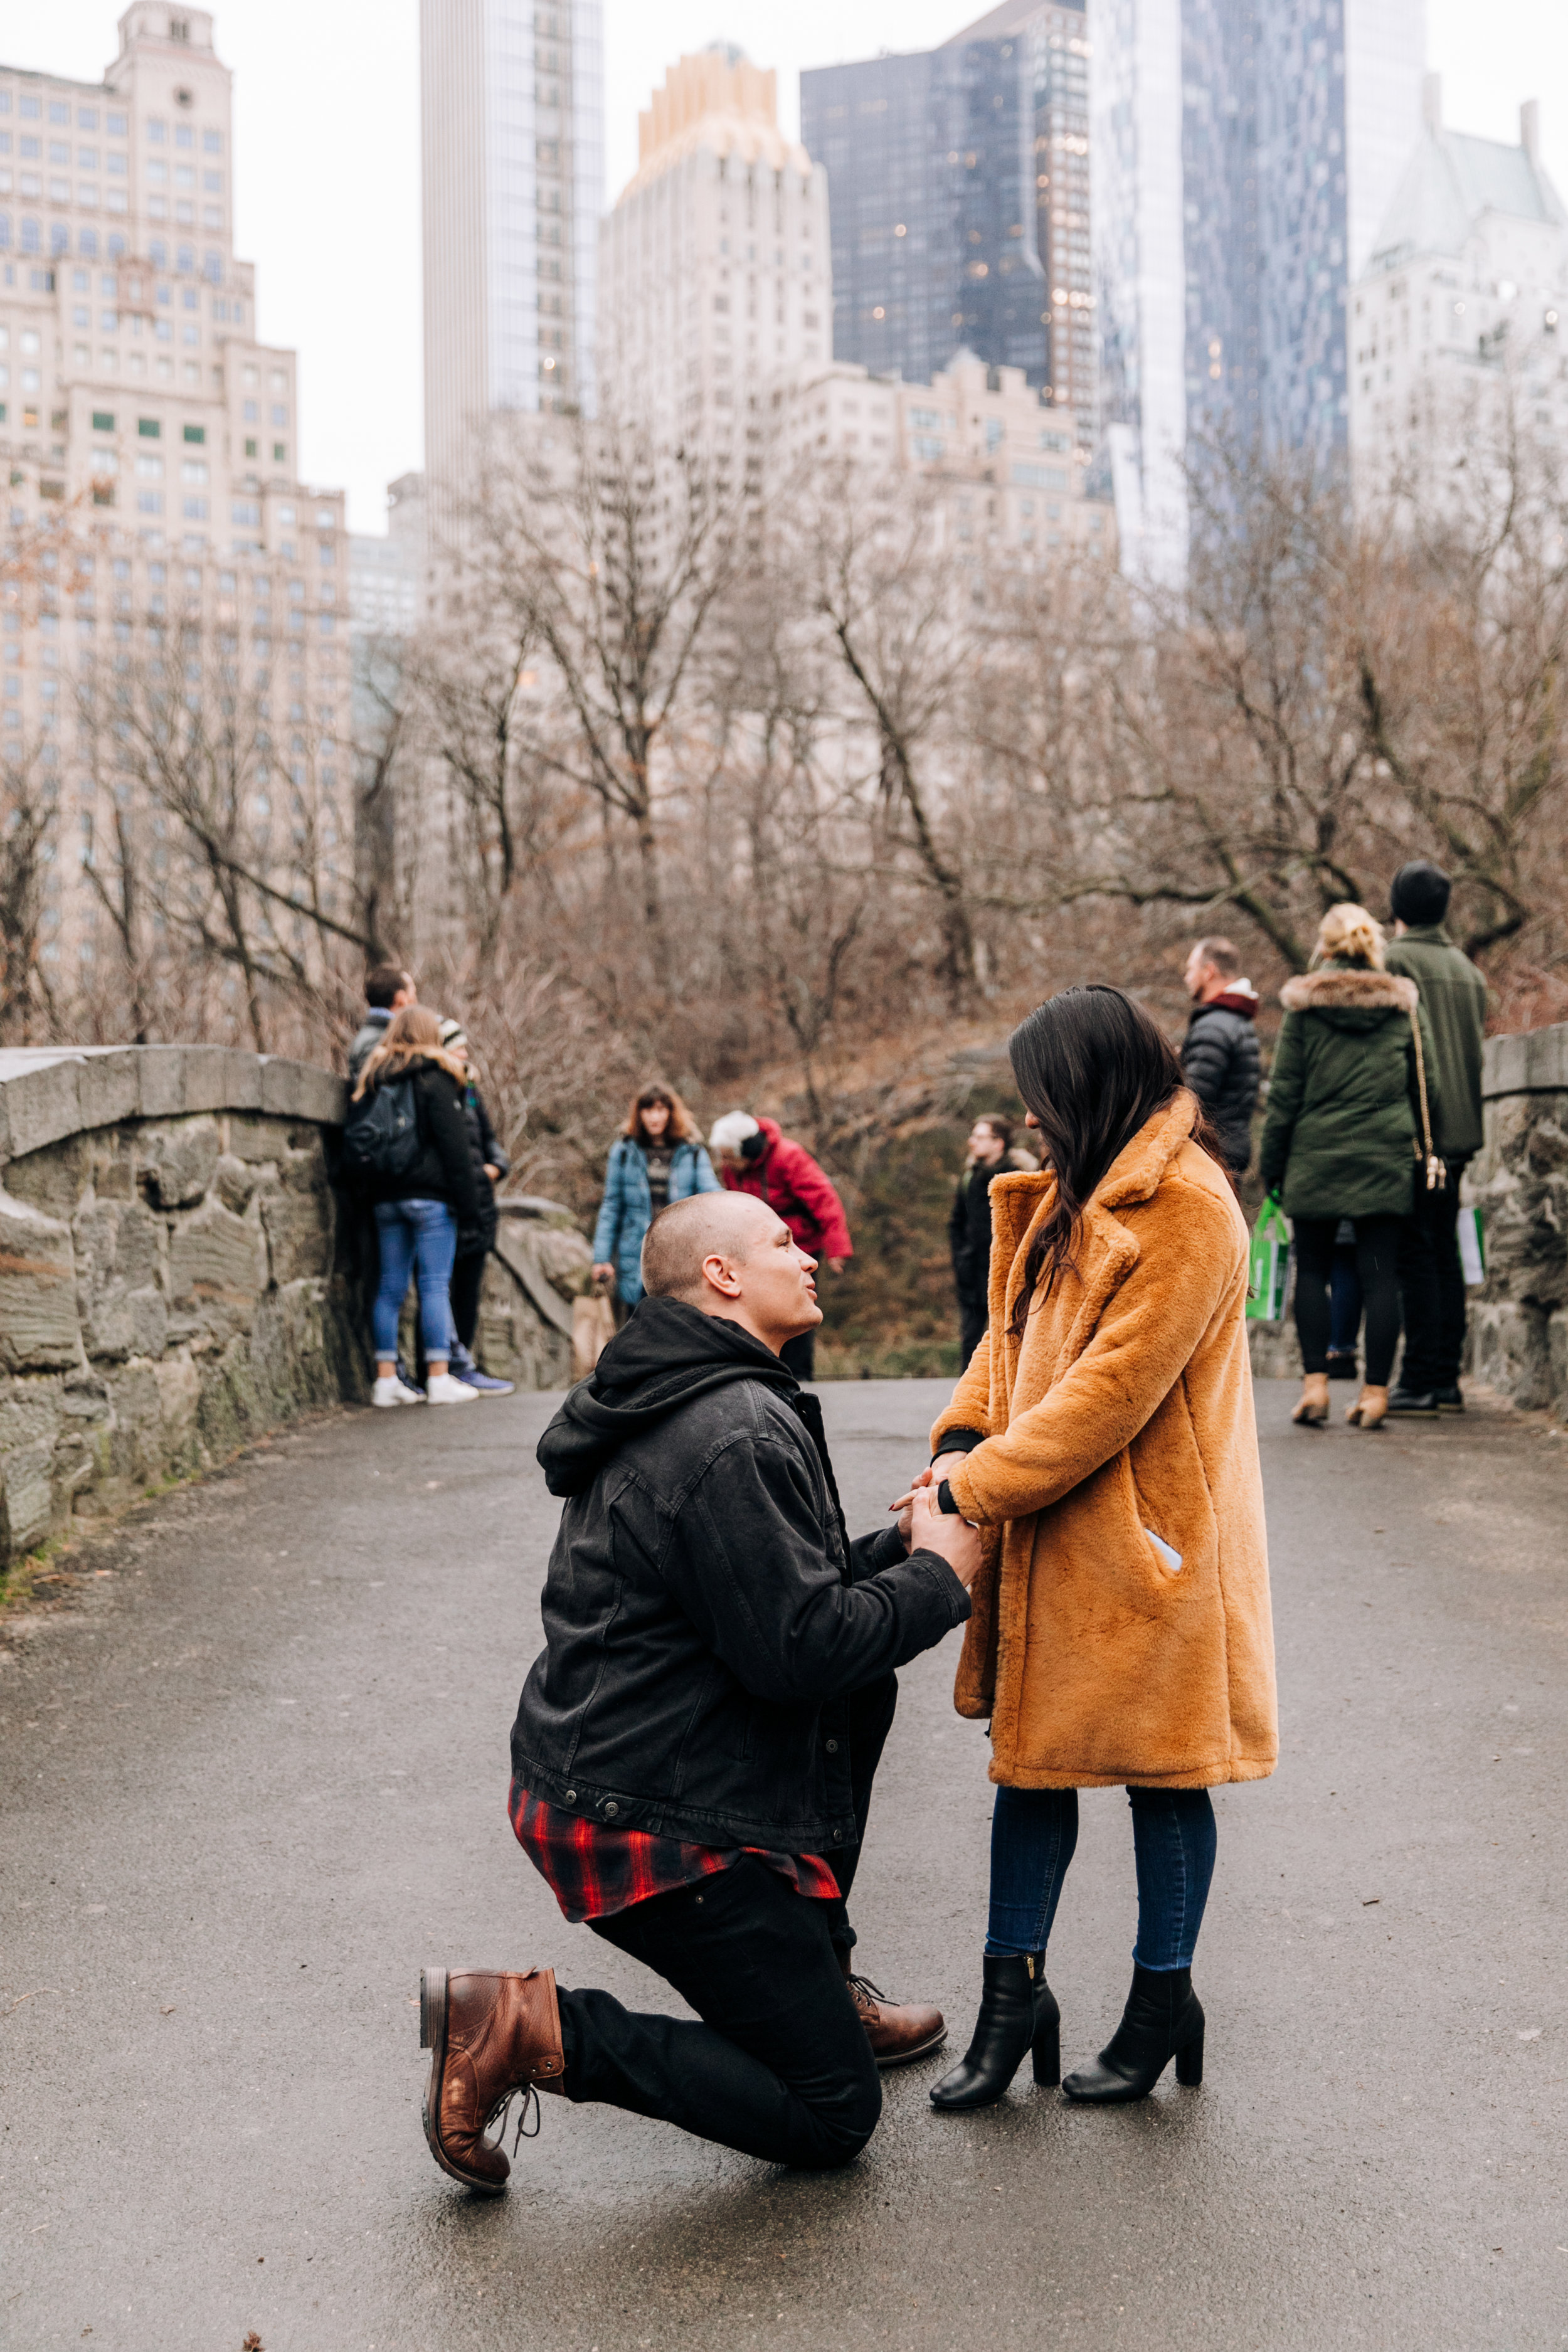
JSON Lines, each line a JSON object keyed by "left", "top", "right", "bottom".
{"left": 1390, "top": 860, "right": 1451, "bottom": 927}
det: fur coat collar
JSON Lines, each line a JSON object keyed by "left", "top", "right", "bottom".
{"left": 1279, "top": 967, "right": 1417, "bottom": 1014}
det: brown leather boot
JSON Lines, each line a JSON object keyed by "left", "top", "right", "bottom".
{"left": 420, "top": 1966, "right": 565, "bottom": 2193}
{"left": 841, "top": 1954, "right": 948, "bottom": 2067}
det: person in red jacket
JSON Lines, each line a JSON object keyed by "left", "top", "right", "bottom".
{"left": 708, "top": 1112, "right": 853, "bottom": 1380}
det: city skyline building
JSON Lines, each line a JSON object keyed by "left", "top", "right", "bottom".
{"left": 800, "top": 3, "right": 1095, "bottom": 443}
{"left": 420, "top": 0, "right": 603, "bottom": 532}
{"left": 0, "top": 4, "right": 351, "bottom": 1005}
{"left": 1094, "top": 0, "right": 1427, "bottom": 580}
{"left": 596, "top": 48, "right": 829, "bottom": 442}
{"left": 1349, "top": 85, "right": 1568, "bottom": 506}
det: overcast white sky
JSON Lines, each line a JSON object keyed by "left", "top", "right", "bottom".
{"left": 11, "top": 1, "right": 1566, "bottom": 532}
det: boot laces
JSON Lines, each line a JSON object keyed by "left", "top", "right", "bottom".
{"left": 847, "top": 1973, "right": 887, "bottom": 2012}
{"left": 482, "top": 2081, "right": 541, "bottom": 2156}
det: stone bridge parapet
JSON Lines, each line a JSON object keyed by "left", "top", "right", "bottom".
{"left": 0, "top": 1046, "right": 588, "bottom": 1566}
{"left": 1470, "top": 1020, "right": 1568, "bottom": 1416}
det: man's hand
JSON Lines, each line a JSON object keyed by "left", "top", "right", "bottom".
{"left": 825, "top": 1257, "right": 846, "bottom": 1274}
{"left": 908, "top": 1483, "right": 982, "bottom": 1587}
{"left": 591, "top": 1261, "right": 617, "bottom": 1285}
{"left": 484, "top": 1163, "right": 501, "bottom": 1182}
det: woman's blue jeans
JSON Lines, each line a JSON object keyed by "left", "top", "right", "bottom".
{"left": 985, "top": 1785, "right": 1217, "bottom": 1971}
{"left": 372, "top": 1199, "right": 457, "bottom": 1360}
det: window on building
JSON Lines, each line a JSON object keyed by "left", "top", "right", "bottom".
{"left": 244, "top": 437, "right": 257, "bottom": 457}
{"left": 148, "top": 119, "right": 166, "bottom": 143}
{"left": 138, "top": 416, "right": 160, "bottom": 436}
{"left": 203, "top": 129, "right": 221, "bottom": 154}
{"left": 272, "top": 442, "right": 286, "bottom": 462}
{"left": 92, "top": 408, "right": 114, "bottom": 430}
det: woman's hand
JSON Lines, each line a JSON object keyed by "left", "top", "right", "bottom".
{"left": 908, "top": 1484, "right": 982, "bottom": 1587}
{"left": 889, "top": 1450, "right": 973, "bottom": 1517}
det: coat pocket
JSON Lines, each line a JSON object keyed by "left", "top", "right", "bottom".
{"left": 1144, "top": 1527, "right": 1184, "bottom": 1575}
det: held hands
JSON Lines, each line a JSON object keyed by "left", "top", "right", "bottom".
{"left": 907, "top": 1483, "right": 983, "bottom": 1589}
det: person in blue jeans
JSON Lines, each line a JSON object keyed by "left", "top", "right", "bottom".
{"left": 591, "top": 1085, "right": 719, "bottom": 1311}
{"left": 352, "top": 1006, "right": 487, "bottom": 1407}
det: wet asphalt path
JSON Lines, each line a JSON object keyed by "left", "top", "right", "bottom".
{"left": 3, "top": 1378, "right": 1567, "bottom": 2352}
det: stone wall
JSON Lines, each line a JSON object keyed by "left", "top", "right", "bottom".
{"left": 0, "top": 1046, "right": 590, "bottom": 1567}
{"left": 1468, "top": 1022, "right": 1568, "bottom": 1417}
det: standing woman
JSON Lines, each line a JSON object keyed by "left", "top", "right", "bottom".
{"left": 917, "top": 987, "right": 1276, "bottom": 2113}
{"left": 353, "top": 1006, "right": 485, "bottom": 1406}
{"left": 435, "top": 1019, "right": 515, "bottom": 1396}
{"left": 591, "top": 1086, "right": 719, "bottom": 1311}
{"left": 1258, "top": 903, "right": 1439, "bottom": 1433}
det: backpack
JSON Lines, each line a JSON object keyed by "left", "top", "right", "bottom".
{"left": 342, "top": 1072, "right": 423, "bottom": 1180}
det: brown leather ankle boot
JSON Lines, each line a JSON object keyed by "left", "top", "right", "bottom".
{"left": 840, "top": 1950, "right": 948, "bottom": 2067}
{"left": 420, "top": 1966, "right": 565, "bottom": 2193}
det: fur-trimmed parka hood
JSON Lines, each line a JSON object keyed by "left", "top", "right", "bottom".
{"left": 1279, "top": 965, "right": 1417, "bottom": 1032}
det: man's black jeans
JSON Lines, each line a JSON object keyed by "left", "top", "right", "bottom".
{"left": 555, "top": 1675, "right": 896, "bottom": 2170}
{"left": 1397, "top": 1156, "right": 1471, "bottom": 1392}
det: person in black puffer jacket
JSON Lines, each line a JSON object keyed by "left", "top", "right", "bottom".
{"left": 352, "top": 1005, "right": 485, "bottom": 1407}
{"left": 1180, "top": 936, "right": 1262, "bottom": 1173}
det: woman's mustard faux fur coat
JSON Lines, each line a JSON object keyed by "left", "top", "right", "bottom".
{"left": 930, "top": 1093, "right": 1277, "bottom": 1791}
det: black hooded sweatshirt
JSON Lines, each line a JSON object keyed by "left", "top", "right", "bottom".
{"left": 511, "top": 1298, "right": 970, "bottom": 1856}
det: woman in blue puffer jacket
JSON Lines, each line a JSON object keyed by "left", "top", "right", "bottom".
{"left": 591, "top": 1085, "right": 720, "bottom": 1308}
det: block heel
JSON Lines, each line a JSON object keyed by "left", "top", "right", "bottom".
{"left": 1175, "top": 2028, "right": 1204, "bottom": 2087}
{"left": 1032, "top": 2014, "right": 1061, "bottom": 2088}
{"left": 420, "top": 1967, "right": 446, "bottom": 2054}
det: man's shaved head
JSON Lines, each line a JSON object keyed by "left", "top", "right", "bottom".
{"left": 642, "top": 1191, "right": 775, "bottom": 1303}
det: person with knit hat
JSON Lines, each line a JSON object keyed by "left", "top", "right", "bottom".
{"left": 708, "top": 1113, "right": 854, "bottom": 1382}
{"left": 1384, "top": 862, "right": 1490, "bottom": 1416}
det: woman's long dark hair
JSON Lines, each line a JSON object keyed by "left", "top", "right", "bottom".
{"left": 1007, "top": 985, "right": 1231, "bottom": 1333}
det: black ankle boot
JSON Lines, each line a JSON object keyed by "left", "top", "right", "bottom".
{"left": 1061, "top": 1963, "right": 1204, "bottom": 2103}
{"left": 930, "top": 1953, "right": 1059, "bottom": 2111}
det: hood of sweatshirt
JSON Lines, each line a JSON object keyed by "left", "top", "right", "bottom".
{"left": 536, "top": 1296, "right": 797, "bottom": 1498}
{"left": 1204, "top": 983, "right": 1258, "bottom": 1018}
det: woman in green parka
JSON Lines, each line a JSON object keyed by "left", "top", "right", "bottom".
{"left": 1259, "top": 903, "right": 1439, "bottom": 1431}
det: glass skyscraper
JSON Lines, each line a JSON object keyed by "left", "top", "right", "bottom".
{"left": 421, "top": 0, "right": 604, "bottom": 525}
{"left": 1093, "top": 0, "right": 1425, "bottom": 576}
{"left": 800, "top": 2, "right": 1094, "bottom": 440}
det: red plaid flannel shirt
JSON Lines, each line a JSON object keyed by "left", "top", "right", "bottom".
{"left": 510, "top": 1783, "right": 841, "bottom": 1925}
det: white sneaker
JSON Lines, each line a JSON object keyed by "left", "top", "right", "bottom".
{"left": 372, "top": 1374, "right": 425, "bottom": 1407}
{"left": 425, "top": 1370, "right": 479, "bottom": 1406}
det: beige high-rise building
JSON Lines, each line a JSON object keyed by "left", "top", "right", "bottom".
{"left": 597, "top": 48, "right": 830, "bottom": 442}
{"left": 420, "top": 0, "right": 603, "bottom": 531}
{"left": 0, "top": 6, "right": 350, "bottom": 1015}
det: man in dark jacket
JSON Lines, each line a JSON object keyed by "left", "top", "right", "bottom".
{"left": 347, "top": 963, "right": 416, "bottom": 1086}
{"left": 1384, "top": 861, "right": 1490, "bottom": 1416}
{"left": 949, "top": 1116, "right": 1011, "bottom": 1364}
{"left": 1180, "top": 937, "right": 1261, "bottom": 1173}
{"left": 420, "top": 1190, "right": 977, "bottom": 2193}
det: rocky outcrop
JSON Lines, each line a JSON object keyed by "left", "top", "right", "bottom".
{"left": 1468, "top": 1024, "right": 1568, "bottom": 1416}
{"left": 0, "top": 1046, "right": 589, "bottom": 1567}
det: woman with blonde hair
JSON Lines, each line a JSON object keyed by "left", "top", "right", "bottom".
{"left": 591, "top": 1084, "right": 719, "bottom": 1310}
{"left": 1259, "top": 903, "right": 1441, "bottom": 1431}
{"left": 349, "top": 1005, "right": 487, "bottom": 1406}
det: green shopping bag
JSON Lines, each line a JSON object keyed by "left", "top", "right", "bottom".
{"left": 1246, "top": 1195, "right": 1291, "bottom": 1321}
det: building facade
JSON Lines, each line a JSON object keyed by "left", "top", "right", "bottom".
{"left": 421, "top": 0, "right": 603, "bottom": 530}
{"left": 800, "top": 2, "right": 1094, "bottom": 442}
{"left": 1350, "top": 90, "right": 1568, "bottom": 507}
{"left": 773, "top": 346, "right": 1112, "bottom": 564}
{"left": 0, "top": 6, "right": 350, "bottom": 1014}
{"left": 596, "top": 49, "right": 829, "bottom": 442}
{"left": 1093, "top": 0, "right": 1426, "bottom": 578}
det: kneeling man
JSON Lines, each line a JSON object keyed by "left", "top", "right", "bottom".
{"left": 421, "top": 1190, "right": 978, "bottom": 2190}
